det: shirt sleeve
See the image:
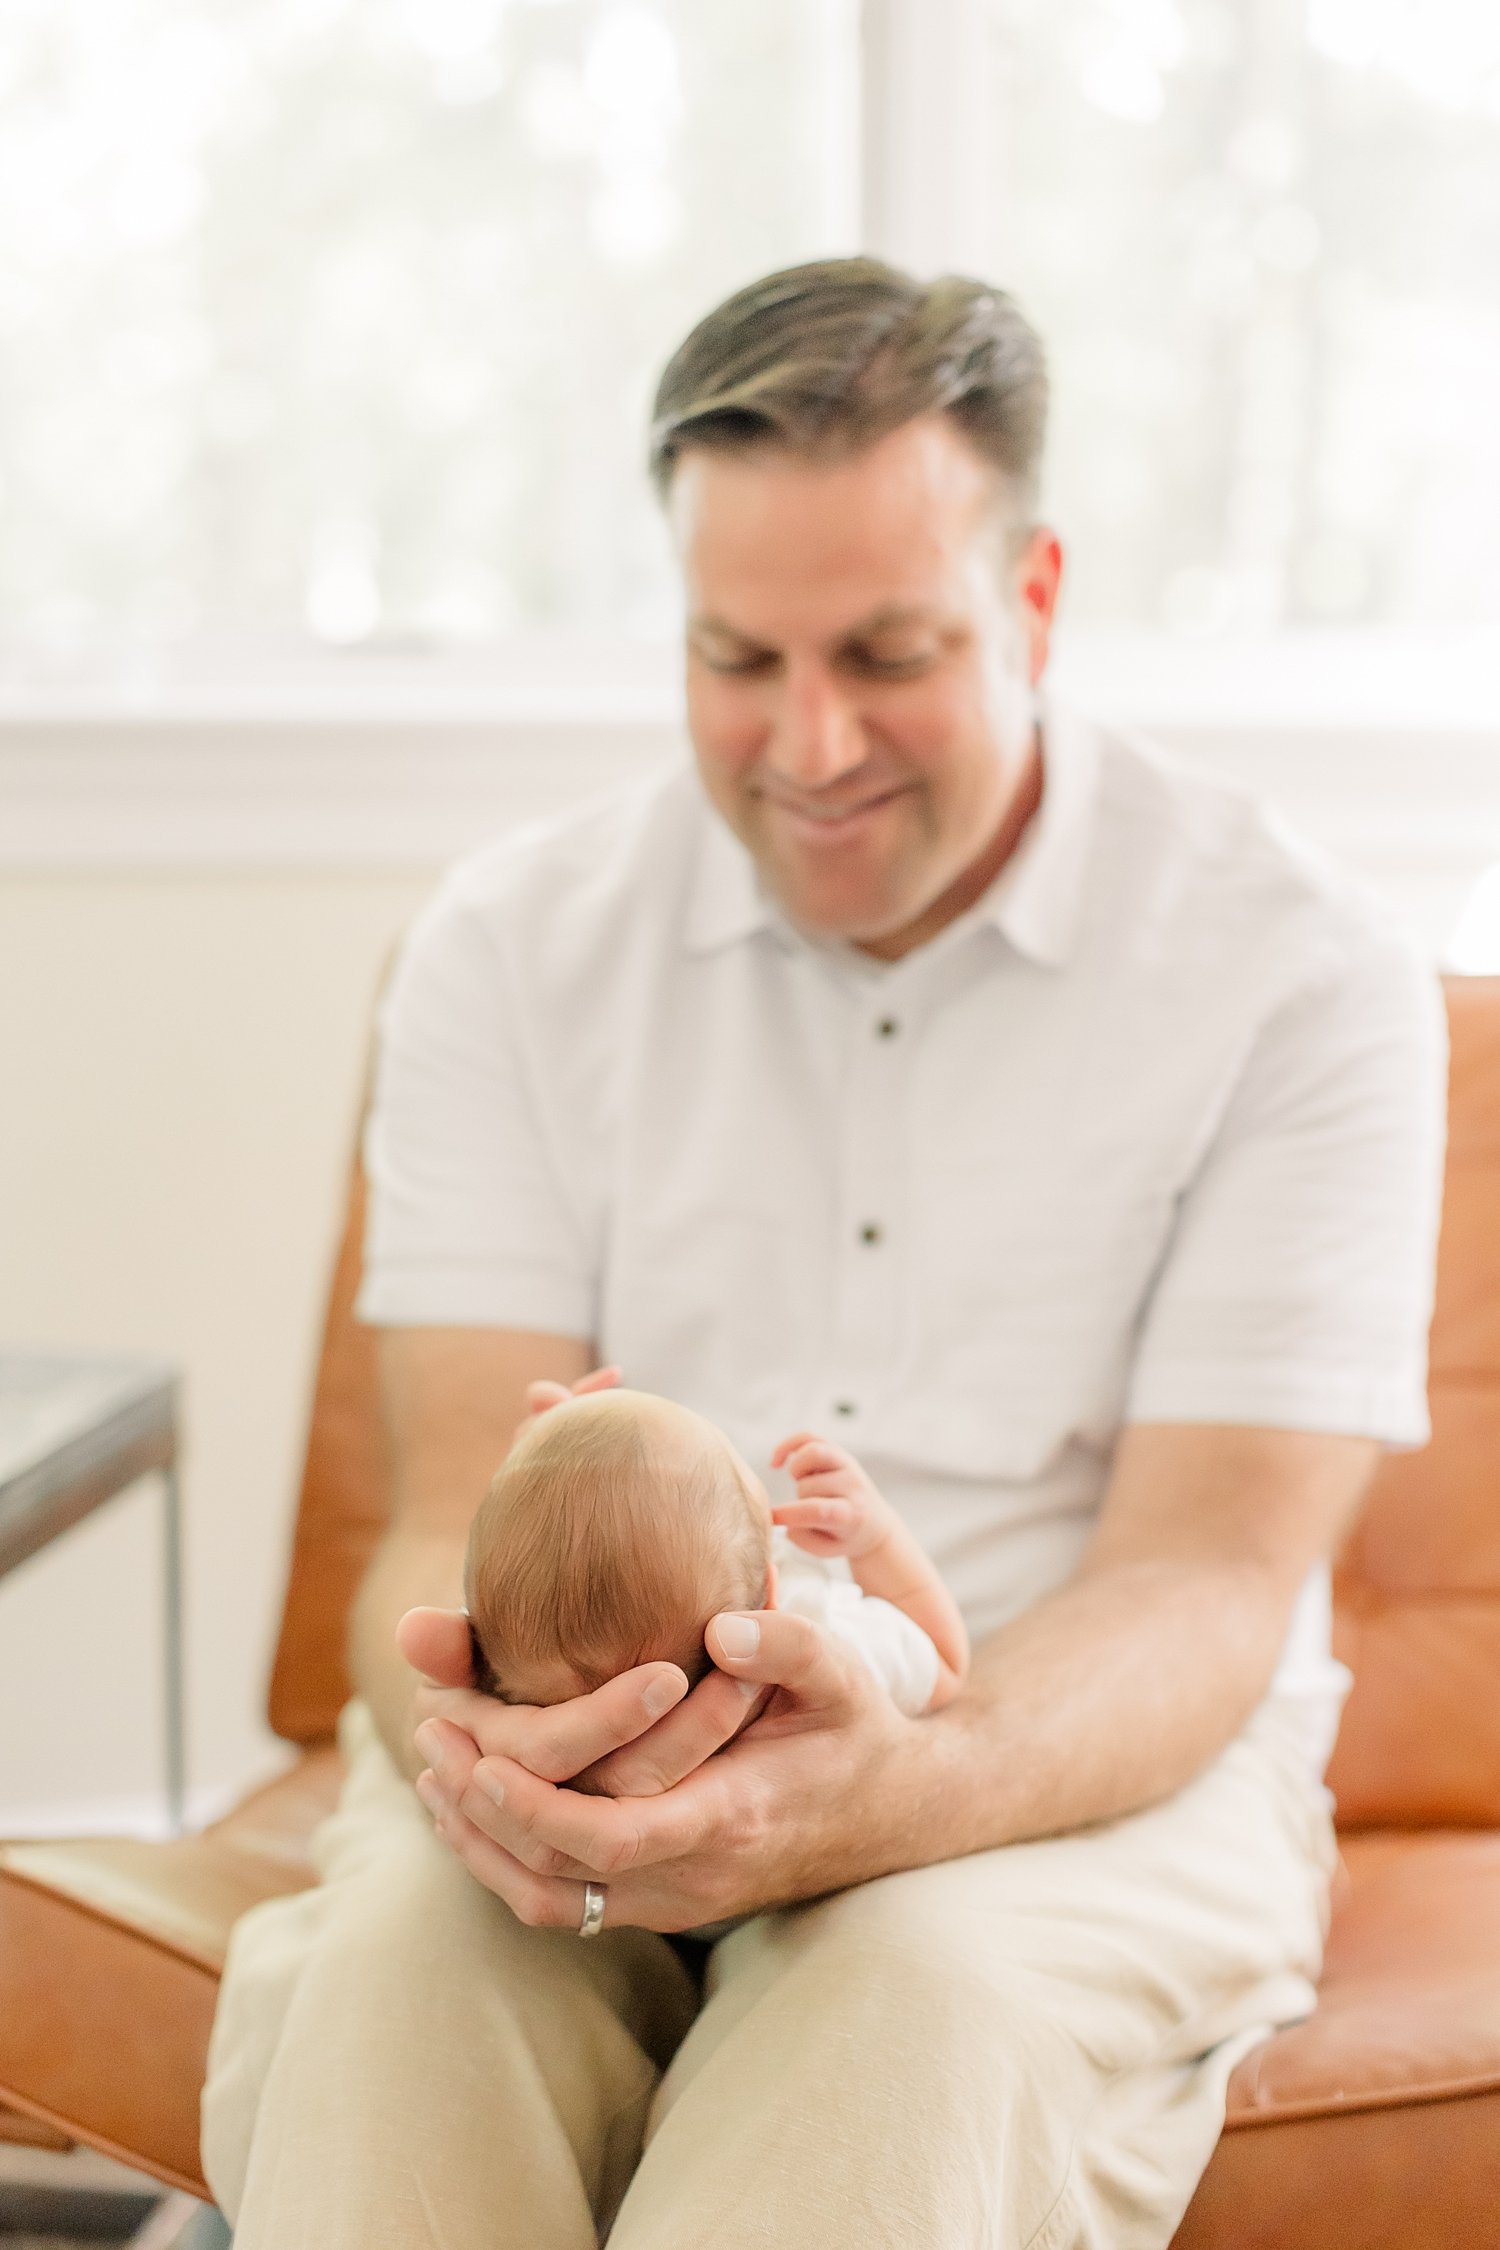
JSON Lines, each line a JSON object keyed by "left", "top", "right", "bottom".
{"left": 1126, "top": 931, "right": 1448, "bottom": 1444}
{"left": 355, "top": 869, "right": 596, "bottom": 1336}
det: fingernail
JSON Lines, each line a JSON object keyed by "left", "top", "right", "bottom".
{"left": 642, "top": 1676, "right": 680, "bottom": 1720}
{"left": 414, "top": 1771, "right": 439, "bottom": 1811}
{"left": 716, "top": 1614, "right": 760, "bottom": 1659}
{"left": 737, "top": 1677, "right": 761, "bottom": 1699}
{"left": 474, "top": 1767, "right": 505, "bottom": 1808}
{"left": 414, "top": 1721, "right": 441, "bottom": 1763}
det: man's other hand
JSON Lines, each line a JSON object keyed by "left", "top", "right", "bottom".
{"left": 407, "top": 1606, "right": 918, "bottom": 1934}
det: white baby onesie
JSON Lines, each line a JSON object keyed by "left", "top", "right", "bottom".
{"left": 680, "top": 1530, "right": 942, "bottom": 1944}
{"left": 770, "top": 1525, "right": 941, "bottom": 1718}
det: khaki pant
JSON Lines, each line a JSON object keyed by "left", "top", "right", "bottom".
{"left": 202, "top": 1697, "right": 1336, "bottom": 2250}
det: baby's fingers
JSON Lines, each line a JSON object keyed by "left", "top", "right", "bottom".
{"left": 771, "top": 1431, "right": 824, "bottom": 1470}
{"left": 773, "top": 1498, "right": 857, "bottom": 1537}
{"left": 781, "top": 1472, "right": 861, "bottom": 1509}
{"left": 776, "top": 1439, "right": 855, "bottom": 1483}
{"left": 772, "top": 1430, "right": 853, "bottom": 1475}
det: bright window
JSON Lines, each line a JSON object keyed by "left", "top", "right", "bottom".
{"left": 987, "top": 0, "right": 1500, "bottom": 634}
{"left": 1, "top": 0, "right": 1496, "bottom": 690}
{"left": 0, "top": 0, "right": 856, "bottom": 686}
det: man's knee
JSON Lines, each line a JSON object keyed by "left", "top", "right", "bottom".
{"left": 766, "top": 1862, "right": 1077, "bottom": 2072}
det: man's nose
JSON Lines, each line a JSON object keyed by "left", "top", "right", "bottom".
{"left": 765, "top": 659, "right": 866, "bottom": 789}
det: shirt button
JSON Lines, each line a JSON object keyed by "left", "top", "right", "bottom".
{"left": 859, "top": 1222, "right": 883, "bottom": 1246}
{"left": 833, "top": 1399, "right": 857, "bottom": 1418}
{"left": 876, "top": 1017, "right": 899, "bottom": 1038}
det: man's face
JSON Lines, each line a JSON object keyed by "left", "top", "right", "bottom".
{"left": 670, "top": 415, "right": 1063, "bottom": 959}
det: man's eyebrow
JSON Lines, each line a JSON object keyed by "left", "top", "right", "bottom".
{"left": 688, "top": 614, "right": 766, "bottom": 643}
{"left": 689, "top": 603, "right": 944, "bottom": 646}
{"left": 841, "top": 604, "right": 943, "bottom": 636}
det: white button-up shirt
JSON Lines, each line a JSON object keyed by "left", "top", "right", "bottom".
{"left": 360, "top": 699, "right": 1447, "bottom": 1766}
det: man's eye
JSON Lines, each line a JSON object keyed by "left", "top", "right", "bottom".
{"left": 699, "top": 647, "right": 778, "bottom": 676}
{"left": 852, "top": 647, "right": 938, "bottom": 678}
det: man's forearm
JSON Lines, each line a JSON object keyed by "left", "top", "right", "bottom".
{"left": 855, "top": 1421, "right": 1379, "bottom": 1880}
{"left": 869, "top": 1555, "right": 1292, "bottom": 1875}
{"left": 348, "top": 1523, "right": 468, "bottom": 1781}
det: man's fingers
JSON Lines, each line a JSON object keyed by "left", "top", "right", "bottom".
{"left": 416, "top": 1714, "right": 716, "bottom": 1881}
{"left": 526, "top": 1367, "right": 623, "bottom": 1416}
{"left": 397, "top": 1606, "right": 477, "bottom": 1687}
{"left": 417, "top": 1724, "right": 596, "bottom": 1881}
{"left": 417, "top": 1774, "right": 583, "bottom": 1927}
{"left": 419, "top": 1778, "right": 723, "bottom": 1936}
{"left": 581, "top": 1664, "right": 758, "bottom": 1797}
{"left": 426, "top": 1661, "right": 689, "bottom": 1785}
{"left": 570, "top": 1365, "right": 622, "bottom": 1396}
{"left": 706, "top": 1607, "right": 855, "bottom": 1709}
{"left": 419, "top": 1762, "right": 598, "bottom": 1882}
{"left": 520, "top": 1662, "right": 691, "bottom": 1782}
{"left": 524, "top": 1379, "right": 573, "bottom": 1414}
{"left": 458, "top": 1752, "right": 712, "bottom": 1879}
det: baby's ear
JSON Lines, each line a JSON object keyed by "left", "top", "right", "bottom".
{"left": 396, "top": 1605, "right": 476, "bottom": 1687}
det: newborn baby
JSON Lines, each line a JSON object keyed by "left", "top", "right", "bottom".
{"left": 461, "top": 1382, "right": 968, "bottom": 1720}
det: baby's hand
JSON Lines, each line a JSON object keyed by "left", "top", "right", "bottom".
{"left": 769, "top": 1432, "right": 895, "bottom": 1559}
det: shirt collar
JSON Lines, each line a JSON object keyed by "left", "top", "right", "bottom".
{"left": 971, "top": 693, "right": 1100, "bottom": 970}
{"left": 683, "top": 790, "right": 777, "bottom": 954}
{"left": 682, "top": 692, "right": 1101, "bottom": 969}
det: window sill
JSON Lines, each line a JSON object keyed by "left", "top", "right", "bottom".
{"left": 1, "top": 630, "right": 1496, "bottom": 876}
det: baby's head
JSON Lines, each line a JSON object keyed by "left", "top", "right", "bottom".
{"left": 463, "top": 1388, "right": 772, "bottom": 1706}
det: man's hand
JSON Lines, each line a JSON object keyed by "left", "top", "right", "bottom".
{"left": 408, "top": 1608, "right": 920, "bottom": 1933}
{"left": 513, "top": 1363, "right": 622, "bottom": 1445}
{"left": 396, "top": 1603, "right": 767, "bottom": 1804}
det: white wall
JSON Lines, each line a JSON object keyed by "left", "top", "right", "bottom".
{"left": 2, "top": 713, "right": 1497, "bottom": 1835}
{"left": 0, "top": 869, "right": 431, "bottom": 1831}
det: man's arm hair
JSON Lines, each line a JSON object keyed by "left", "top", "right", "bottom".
{"left": 348, "top": 1324, "right": 593, "bottom": 1780}
{"left": 875, "top": 1421, "right": 1378, "bottom": 1866}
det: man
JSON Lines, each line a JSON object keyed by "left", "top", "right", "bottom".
{"left": 202, "top": 260, "right": 1446, "bottom": 2248}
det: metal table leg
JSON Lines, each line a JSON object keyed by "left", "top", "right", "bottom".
{"left": 161, "top": 1462, "right": 186, "bottom": 1836}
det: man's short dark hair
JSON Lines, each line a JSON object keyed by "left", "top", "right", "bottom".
{"left": 649, "top": 257, "right": 1048, "bottom": 523}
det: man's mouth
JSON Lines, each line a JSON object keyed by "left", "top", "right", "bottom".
{"left": 758, "top": 784, "right": 910, "bottom": 835}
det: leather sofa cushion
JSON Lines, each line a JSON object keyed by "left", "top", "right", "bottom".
{"left": 1324, "top": 978, "right": 1500, "bottom": 1831}
{"left": 1223, "top": 1829, "right": 1500, "bottom": 2125}
{"left": 1172, "top": 1828, "right": 1500, "bottom": 2245}
{"left": 265, "top": 1161, "right": 387, "bottom": 1749}
{"left": 0, "top": 1750, "right": 341, "bottom": 2195}
{"left": 1172, "top": 2084, "right": 1500, "bottom": 2250}
{"left": 0, "top": 2102, "right": 74, "bottom": 2149}
{"left": 3, "top": 1758, "right": 1498, "bottom": 2209}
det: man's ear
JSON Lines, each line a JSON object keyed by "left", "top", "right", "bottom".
{"left": 1014, "top": 525, "right": 1064, "bottom": 686}
{"left": 395, "top": 1605, "right": 476, "bottom": 1687}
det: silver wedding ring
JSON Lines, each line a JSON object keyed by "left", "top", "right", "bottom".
{"left": 578, "top": 1880, "right": 607, "bottom": 1939}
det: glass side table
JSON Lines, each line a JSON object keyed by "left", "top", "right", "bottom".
{"left": 0, "top": 1352, "right": 185, "bottom": 1834}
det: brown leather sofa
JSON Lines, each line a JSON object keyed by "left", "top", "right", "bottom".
{"left": 3, "top": 979, "right": 1499, "bottom": 2244}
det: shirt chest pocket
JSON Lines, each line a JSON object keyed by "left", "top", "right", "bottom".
{"left": 891, "top": 1156, "right": 1181, "bottom": 1481}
